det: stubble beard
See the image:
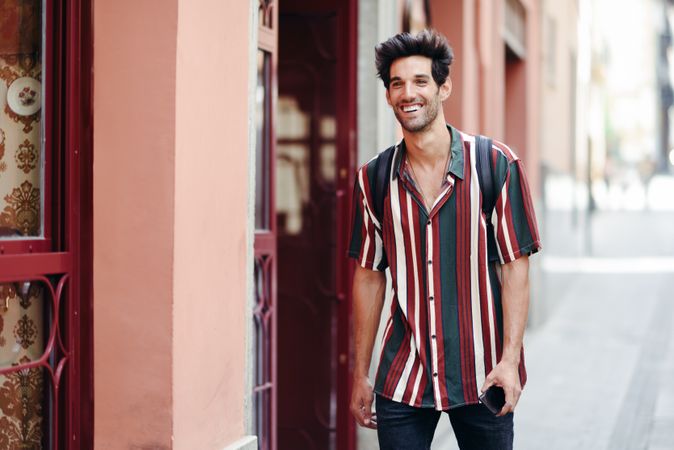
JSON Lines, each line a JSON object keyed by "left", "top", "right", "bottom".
{"left": 394, "top": 93, "right": 441, "bottom": 133}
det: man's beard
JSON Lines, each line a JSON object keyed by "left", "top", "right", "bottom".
{"left": 394, "top": 93, "right": 441, "bottom": 133}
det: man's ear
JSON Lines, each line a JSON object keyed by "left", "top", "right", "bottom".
{"left": 439, "top": 77, "right": 452, "bottom": 101}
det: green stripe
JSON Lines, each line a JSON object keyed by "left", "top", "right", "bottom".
{"left": 438, "top": 194, "right": 465, "bottom": 406}
{"left": 506, "top": 162, "right": 535, "bottom": 249}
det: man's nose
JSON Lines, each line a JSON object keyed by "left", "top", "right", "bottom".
{"left": 402, "top": 82, "right": 416, "bottom": 101}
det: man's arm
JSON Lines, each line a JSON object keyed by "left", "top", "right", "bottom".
{"left": 480, "top": 255, "right": 530, "bottom": 416}
{"left": 350, "top": 265, "right": 387, "bottom": 429}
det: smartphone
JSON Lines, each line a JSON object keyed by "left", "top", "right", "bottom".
{"left": 478, "top": 385, "right": 505, "bottom": 415}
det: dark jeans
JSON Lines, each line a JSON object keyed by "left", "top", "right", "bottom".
{"left": 375, "top": 394, "right": 514, "bottom": 450}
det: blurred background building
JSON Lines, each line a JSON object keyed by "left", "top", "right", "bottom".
{"left": 0, "top": 0, "right": 672, "bottom": 449}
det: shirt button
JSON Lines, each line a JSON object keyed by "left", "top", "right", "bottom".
{"left": 433, "top": 372, "right": 438, "bottom": 377}
{"left": 427, "top": 220, "right": 431, "bottom": 226}
{"left": 431, "top": 334, "right": 436, "bottom": 339}
{"left": 428, "top": 260, "right": 432, "bottom": 265}
{"left": 429, "top": 296, "right": 434, "bottom": 301}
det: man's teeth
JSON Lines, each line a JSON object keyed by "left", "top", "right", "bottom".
{"left": 403, "top": 105, "right": 421, "bottom": 112}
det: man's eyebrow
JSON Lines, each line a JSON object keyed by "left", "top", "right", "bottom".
{"left": 390, "top": 74, "right": 431, "bottom": 81}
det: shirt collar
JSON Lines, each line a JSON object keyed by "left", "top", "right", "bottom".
{"left": 392, "top": 123, "right": 465, "bottom": 180}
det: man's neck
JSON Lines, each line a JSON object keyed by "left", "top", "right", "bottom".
{"left": 402, "top": 116, "right": 451, "bottom": 169}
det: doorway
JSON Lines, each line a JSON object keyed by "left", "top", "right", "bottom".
{"left": 276, "top": 0, "right": 357, "bottom": 449}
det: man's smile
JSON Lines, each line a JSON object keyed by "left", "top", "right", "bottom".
{"left": 400, "top": 103, "right": 423, "bottom": 113}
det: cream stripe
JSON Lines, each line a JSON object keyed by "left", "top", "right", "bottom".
{"left": 410, "top": 362, "right": 424, "bottom": 405}
{"left": 373, "top": 228, "right": 383, "bottom": 268}
{"left": 390, "top": 174, "right": 409, "bottom": 317}
{"left": 358, "top": 166, "right": 382, "bottom": 230}
{"left": 426, "top": 221, "right": 443, "bottom": 410}
{"left": 392, "top": 335, "right": 417, "bottom": 402}
{"left": 382, "top": 315, "right": 393, "bottom": 348}
{"left": 431, "top": 184, "right": 452, "bottom": 210}
{"left": 492, "top": 207, "right": 505, "bottom": 263}
{"left": 469, "top": 141, "right": 486, "bottom": 392}
{"left": 360, "top": 197, "right": 371, "bottom": 268}
{"left": 406, "top": 191, "right": 421, "bottom": 351}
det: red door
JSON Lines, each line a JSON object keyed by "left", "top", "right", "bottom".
{"left": 253, "top": 1, "right": 356, "bottom": 449}
{"left": 0, "top": 0, "right": 93, "bottom": 449}
{"left": 275, "top": 0, "right": 357, "bottom": 449}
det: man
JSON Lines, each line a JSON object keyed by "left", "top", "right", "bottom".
{"left": 347, "top": 30, "right": 541, "bottom": 450}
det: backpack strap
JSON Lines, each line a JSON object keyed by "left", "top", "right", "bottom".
{"left": 475, "top": 135, "right": 500, "bottom": 262}
{"left": 372, "top": 144, "right": 397, "bottom": 226}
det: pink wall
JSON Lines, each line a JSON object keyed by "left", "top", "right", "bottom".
{"left": 523, "top": 0, "right": 541, "bottom": 197}
{"left": 432, "top": 0, "right": 480, "bottom": 133}
{"left": 172, "top": 0, "right": 250, "bottom": 447}
{"left": 93, "top": 0, "right": 178, "bottom": 448}
{"left": 94, "top": 0, "right": 251, "bottom": 448}
{"left": 430, "top": 0, "right": 541, "bottom": 198}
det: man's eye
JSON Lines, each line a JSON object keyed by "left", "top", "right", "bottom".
{"left": 417, "top": 80, "right": 427, "bottom": 85}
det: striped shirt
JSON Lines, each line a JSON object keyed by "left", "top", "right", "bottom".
{"left": 348, "top": 124, "right": 541, "bottom": 411}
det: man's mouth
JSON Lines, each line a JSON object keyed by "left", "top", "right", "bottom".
{"left": 401, "top": 103, "right": 423, "bottom": 113}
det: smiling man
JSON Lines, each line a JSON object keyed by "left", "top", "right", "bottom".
{"left": 347, "top": 30, "right": 542, "bottom": 450}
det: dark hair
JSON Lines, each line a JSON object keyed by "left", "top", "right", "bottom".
{"left": 375, "top": 29, "right": 454, "bottom": 89}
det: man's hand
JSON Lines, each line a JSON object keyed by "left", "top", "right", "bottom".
{"left": 480, "top": 360, "right": 522, "bottom": 417}
{"left": 350, "top": 375, "right": 377, "bottom": 429}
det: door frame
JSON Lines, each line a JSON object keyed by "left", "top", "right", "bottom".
{"left": 0, "top": 0, "right": 94, "bottom": 448}
{"left": 335, "top": 0, "right": 358, "bottom": 448}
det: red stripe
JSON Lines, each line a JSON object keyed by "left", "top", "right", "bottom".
{"left": 357, "top": 168, "right": 377, "bottom": 267}
{"left": 402, "top": 357, "right": 421, "bottom": 404}
{"left": 414, "top": 363, "right": 429, "bottom": 406}
{"left": 412, "top": 203, "right": 428, "bottom": 367}
{"left": 383, "top": 329, "right": 412, "bottom": 396}
{"left": 457, "top": 141, "right": 477, "bottom": 403}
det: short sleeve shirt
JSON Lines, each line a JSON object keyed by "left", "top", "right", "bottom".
{"left": 348, "top": 124, "right": 541, "bottom": 410}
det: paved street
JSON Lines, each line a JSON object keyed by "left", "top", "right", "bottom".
{"left": 430, "top": 210, "right": 674, "bottom": 450}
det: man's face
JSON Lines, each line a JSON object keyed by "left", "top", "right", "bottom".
{"left": 386, "top": 55, "right": 451, "bottom": 132}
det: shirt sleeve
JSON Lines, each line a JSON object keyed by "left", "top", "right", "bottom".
{"left": 492, "top": 158, "right": 542, "bottom": 264}
{"left": 347, "top": 168, "right": 388, "bottom": 271}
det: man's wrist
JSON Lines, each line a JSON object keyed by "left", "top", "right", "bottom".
{"left": 353, "top": 368, "right": 370, "bottom": 380}
{"left": 500, "top": 349, "right": 521, "bottom": 366}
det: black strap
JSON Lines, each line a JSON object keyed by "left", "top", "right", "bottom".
{"left": 475, "top": 135, "right": 500, "bottom": 262}
{"left": 372, "top": 144, "right": 396, "bottom": 225}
